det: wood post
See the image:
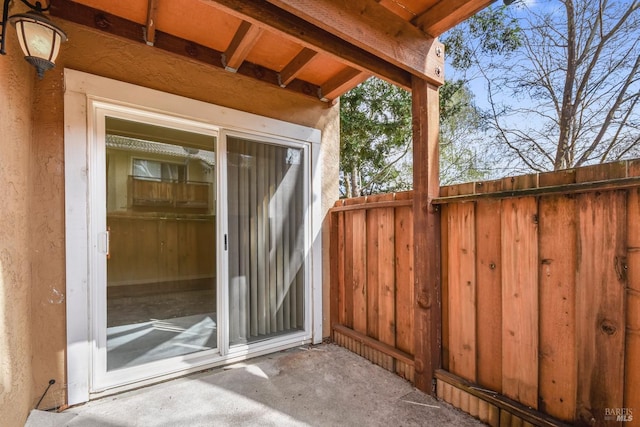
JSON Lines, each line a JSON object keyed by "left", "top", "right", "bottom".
{"left": 412, "top": 76, "right": 442, "bottom": 394}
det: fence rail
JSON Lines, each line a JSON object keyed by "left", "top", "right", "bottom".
{"left": 330, "top": 160, "right": 640, "bottom": 426}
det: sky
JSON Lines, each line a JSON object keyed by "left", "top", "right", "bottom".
{"left": 440, "top": 0, "right": 640, "bottom": 176}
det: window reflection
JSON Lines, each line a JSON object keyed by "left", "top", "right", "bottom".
{"left": 105, "top": 120, "right": 217, "bottom": 370}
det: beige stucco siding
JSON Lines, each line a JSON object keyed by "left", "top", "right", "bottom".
{"left": 1, "top": 18, "right": 339, "bottom": 424}
{"left": 0, "top": 26, "right": 36, "bottom": 427}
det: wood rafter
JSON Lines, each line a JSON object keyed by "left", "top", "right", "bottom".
{"left": 144, "top": 0, "right": 158, "bottom": 46}
{"left": 49, "top": 0, "right": 325, "bottom": 102}
{"left": 222, "top": 20, "right": 263, "bottom": 72}
{"left": 264, "top": 0, "right": 444, "bottom": 85}
{"left": 412, "top": 0, "right": 493, "bottom": 37}
{"left": 278, "top": 47, "right": 317, "bottom": 88}
{"left": 377, "top": 0, "right": 416, "bottom": 21}
{"left": 202, "top": 0, "right": 412, "bottom": 90}
{"left": 320, "top": 68, "right": 368, "bottom": 103}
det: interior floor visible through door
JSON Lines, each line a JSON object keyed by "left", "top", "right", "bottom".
{"left": 106, "top": 289, "right": 217, "bottom": 370}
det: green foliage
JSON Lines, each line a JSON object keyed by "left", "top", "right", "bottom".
{"left": 339, "top": 77, "right": 490, "bottom": 195}
{"left": 439, "top": 80, "right": 489, "bottom": 184}
{"left": 443, "top": 6, "right": 522, "bottom": 71}
{"left": 339, "top": 77, "right": 412, "bottom": 196}
{"left": 338, "top": 6, "right": 527, "bottom": 194}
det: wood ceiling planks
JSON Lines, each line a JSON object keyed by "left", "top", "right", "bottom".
{"left": 201, "top": 0, "right": 412, "bottom": 89}
{"left": 243, "top": 31, "right": 305, "bottom": 73}
{"left": 51, "top": 0, "right": 492, "bottom": 101}
{"left": 294, "top": 52, "right": 354, "bottom": 87}
{"left": 155, "top": 0, "right": 240, "bottom": 52}
{"left": 50, "top": 0, "right": 324, "bottom": 101}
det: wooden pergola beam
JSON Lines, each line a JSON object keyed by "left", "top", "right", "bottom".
{"left": 144, "top": 0, "right": 158, "bottom": 46}
{"left": 222, "top": 20, "right": 263, "bottom": 73}
{"left": 49, "top": 0, "right": 324, "bottom": 103}
{"left": 412, "top": 75, "right": 442, "bottom": 395}
{"left": 264, "top": 0, "right": 444, "bottom": 86}
{"left": 412, "top": 0, "right": 494, "bottom": 37}
{"left": 278, "top": 47, "right": 317, "bottom": 88}
{"left": 203, "top": 0, "right": 412, "bottom": 90}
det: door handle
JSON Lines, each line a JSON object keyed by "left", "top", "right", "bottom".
{"left": 100, "top": 227, "right": 110, "bottom": 259}
{"left": 106, "top": 226, "right": 110, "bottom": 260}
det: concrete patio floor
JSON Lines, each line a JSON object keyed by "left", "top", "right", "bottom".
{"left": 25, "top": 344, "right": 483, "bottom": 427}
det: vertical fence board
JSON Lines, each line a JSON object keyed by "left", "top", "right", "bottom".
{"left": 576, "top": 191, "right": 626, "bottom": 425}
{"left": 330, "top": 170, "right": 640, "bottom": 427}
{"left": 625, "top": 188, "right": 640, "bottom": 415}
{"left": 475, "top": 199, "right": 502, "bottom": 393}
{"left": 366, "top": 207, "right": 380, "bottom": 340}
{"left": 447, "top": 202, "right": 477, "bottom": 382}
{"left": 501, "top": 197, "right": 539, "bottom": 409}
{"left": 395, "top": 205, "right": 414, "bottom": 355}
{"left": 330, "top": 212, "right": 338, "bottom": 332}
{"left": 351, "top": 209, "right": 368, "bottom": 334}
{"left": 378, "top": 207, "right": 396, "bottom": 346}
{"left": 441, "top": 204, "right": 450, "bottom": 371}
{"left": 538, "top": 195, "right": 577, "bottom": 421}
{"left": 344, "top": 212, "right": 355, "bottom": 329}
{"left": 337, "top": 212, "right": 346, "bottom": 326}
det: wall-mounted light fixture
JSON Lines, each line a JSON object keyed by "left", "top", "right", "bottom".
{"left": 0, "top": 0, "right": 67, "bottom": 79}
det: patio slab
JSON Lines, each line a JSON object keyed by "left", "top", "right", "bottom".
{"left": 25, "top": 344, "right": 483, "bottom": 427}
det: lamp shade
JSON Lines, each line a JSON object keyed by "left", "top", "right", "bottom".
{"left": 9, "top": 11, "right": 67, "bottom": 78}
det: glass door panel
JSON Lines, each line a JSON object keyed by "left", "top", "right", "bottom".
{"left": 105, "top": 117, "right": 217, "bottom": 370}
{"left": 226, "top": 136, "right": 305, "bottom": 346}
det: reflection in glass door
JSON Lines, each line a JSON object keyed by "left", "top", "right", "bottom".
{"left": 226, "top": 136, "right": 306, "bottom": 346}
{"left": 104, "top": 117, "right": 217, "bottom": 371}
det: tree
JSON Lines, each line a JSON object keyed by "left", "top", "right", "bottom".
{"left": 444, "top": 0, "right": 640, "bottom": 173}
{"left": 339, "top": 77, "right": 412, "bottom": 197}
{"left": 439, "top": 80, "right": 491, "bottom": 184}
{"left": 339, "top": 77, "right": 490, "bottom": 196}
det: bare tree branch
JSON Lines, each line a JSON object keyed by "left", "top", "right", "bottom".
{"left": 576, "top": 53, "right": 640, "bottom": 165}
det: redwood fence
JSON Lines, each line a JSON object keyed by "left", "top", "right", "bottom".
{"left": 330, "top": 160, "right": 640, "bottom": 426}
{"left": 330, "top": 191, "right": 415, "bottom": 381}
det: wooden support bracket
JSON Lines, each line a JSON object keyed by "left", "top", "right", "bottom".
{"left": 319, "top": 67, "right": 369, "bottom": 103}
{"left": 222, "top": 20, "right": 264, "bottom": 73}
{"left": 144, "top": 0, "right": 158, "bottom": 46}
{"left": 278, "top": 47, "right": 317, "bottom": 87}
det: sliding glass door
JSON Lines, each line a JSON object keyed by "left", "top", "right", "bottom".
{"left": 104, "top": 117, "right": 218, "bottom": 371}
{"left": 91, "top": 112, "right": 220, "bottom": 390}
{"left": 226, "top": 136, "right": 307, "bottom": 346}
{"left": 89, "top": 105, "right": 310, "bottom": 392}
{"left": 65, "top": 72, "right": 321, "bottom": 404}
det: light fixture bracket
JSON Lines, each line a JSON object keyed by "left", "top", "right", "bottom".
{"left": 0, "top": 0, "right": 10, "bottom": 55}
{"left": 2, "top": 0, "right": 49, "bottom": 54}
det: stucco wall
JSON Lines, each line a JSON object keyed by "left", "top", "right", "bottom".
{"left": 21, "top": 20, "right": 339, "bottom": 415}
{"left": 0, "top": 26, "right": 36, "bottom": 427}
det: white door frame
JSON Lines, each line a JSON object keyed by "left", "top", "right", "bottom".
{"left": 64, "top": 69, "right": 323, "bottom": 405}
